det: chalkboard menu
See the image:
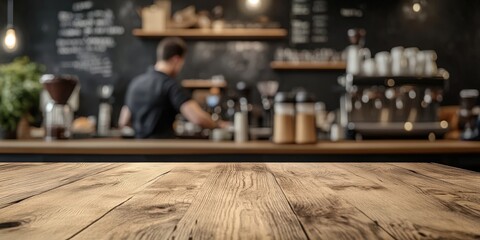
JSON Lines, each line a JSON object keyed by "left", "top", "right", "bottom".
{"left": 26, "top": 0, "right": 153, "bottom": 117}
{"left": 56, "top": 1, "right": 125, "bottom": 78}
{"left": 291, "top": 0, "right": 329, "bottom": 45}
{"left": 289, "top": 0, "right": 370, "bottom": 48}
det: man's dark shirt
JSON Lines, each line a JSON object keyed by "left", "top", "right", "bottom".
{"left": 125, "top": 66, "right": 191, "bottom": 139}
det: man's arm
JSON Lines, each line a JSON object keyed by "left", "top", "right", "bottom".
{"left": 118, "top": 105, "right": 132, "bottom": 128}
{"left": 180, "top": 100, "right": 218, "bottom": 129}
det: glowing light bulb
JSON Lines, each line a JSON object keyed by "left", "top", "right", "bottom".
{"left": 246, "top": 0, "right": 261, "bottom": 10}
{"left": 4, "top": 28, "right": 17, "bottom": 51}
{"left": 412, "top": 3, "right": 422, "bottom": 12}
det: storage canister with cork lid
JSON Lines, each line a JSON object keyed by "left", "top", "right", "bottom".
{"left": 295, "top": 91, "right": 317, "bottom": 144}
{"left": 273, "top": 92, "right": 295, "bottom": 144}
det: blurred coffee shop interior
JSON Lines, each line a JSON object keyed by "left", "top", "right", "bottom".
{"left": 0, "top": 0, "right": 479, "bottom": 148}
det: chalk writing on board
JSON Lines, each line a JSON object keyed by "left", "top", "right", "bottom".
{"left": 340, "top": 8, "right": 363, "bottom": 18}
{"left": 56, "top": 1, "right": 125, "bottom": 78}
{"left": 291, "top": 20, "right": 310, "bottom": 44}
{"left": 291, "top": 0, "right": 311, "bottom": 44}
{"left": 291, "top": 0, "right": 329, "bottom": 45}
{"left": 292, "top": 0, "right": 310, "bottom": 15}
{"left": 311, "top": 0, "right": 328, "bottom": 43}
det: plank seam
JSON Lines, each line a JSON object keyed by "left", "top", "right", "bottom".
{"left": 268, "top": 167, "right": 311, "bottom": 240}
{"left": 138, "top": 169, "right": 173, "bottom": 190}
{"left": 66, "top": 166, "right": 175, "bottom": 239}
{"left": 345, "top": 203, "right": 398, "bottom": 240}
{"left": 330, "top": 164, "right": 400, "bottom": 240}
{"left": 66, "top": 196, "right": 134, "bottom": 240}
{"left": 164, "top": 165, "right": 222, "bottom": 239}
{"left": 387, "top": 163, "right": 479, "bottom": 192}
{"left": 0, "top": 164, "right": 120, "bottom": 210}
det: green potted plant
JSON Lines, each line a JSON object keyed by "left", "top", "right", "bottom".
{"left": 0, "top": 57, "right": 44, "bottom": 139}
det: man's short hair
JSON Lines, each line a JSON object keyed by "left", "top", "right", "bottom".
{"left": 156, "top": 37, "right": 187, "bottom": 61}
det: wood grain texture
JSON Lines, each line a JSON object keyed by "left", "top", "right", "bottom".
{"left": 0, "top": 139, "right": 479, "bottom": 155}
{"left": 390, "top": 162, "right": 480, "bottom": 191}
{"left": 0, "top": 163, "right": 479, "bottom": 240}
{"left": 331, "top": 163, "right": 480, "bottom": 239}
{"left": 169, "top": 163, "right": 308, "bottom": 240}
{"left": 0, "top": 163, "right": 116, "bottom": 209}
{"left": 267, "top": 163, "right": 394, "bottom": 240}
{"left": 0, "top": 163, "right": 175, "bottom": 239}
{"left": 72, "top": 163, "right": 218, "bottom": 240}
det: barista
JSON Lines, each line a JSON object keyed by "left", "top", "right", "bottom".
{"left": 119, "top": 37, "right": 222, "bottom": 138}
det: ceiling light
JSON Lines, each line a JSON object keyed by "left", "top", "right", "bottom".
{"left": 246, "top": 0, "right": 261, "bottom": 10}
{"left": 3, "top": 0, "right": 18, "bottom": 52}
{"left": 412, "top": 3, "right": 422, "bottom": 12}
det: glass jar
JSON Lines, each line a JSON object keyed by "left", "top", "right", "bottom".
{"left": 45, "top": 103, "right": 73, "bottom": 140}
{"left": 273, "top": 92, "right": 295, "bottom": 144}
{"left": 295, "top": 92, "right": 317, "bottom": 144}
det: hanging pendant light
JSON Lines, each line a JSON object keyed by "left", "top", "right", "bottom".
{"left": 3, "top": 0, "right": 18, "bottom": 52}
{"left": 246, "top": 0, "right": 261, "bottom": 10}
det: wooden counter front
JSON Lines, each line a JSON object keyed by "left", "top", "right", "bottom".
{"left": 0, "top": 139, "right": 479, "bottom": 155}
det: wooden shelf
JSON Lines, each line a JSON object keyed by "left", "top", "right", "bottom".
{"left": 132, "top": 28, "right": 287, "bottom": 40}
{"left": 182, "top": 79, "right": 227, "bottom": 89}
{"left": 270, "top": 61, "right": 347, "bottom": 71}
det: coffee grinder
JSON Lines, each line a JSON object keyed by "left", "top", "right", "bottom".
{"left": 257, "top": 81, "right": 279, "bottom": 128}
{"left": 41, "top": 75, "right": 78, "bottom": 140}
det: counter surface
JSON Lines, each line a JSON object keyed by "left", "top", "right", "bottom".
{"left": 0, "top": 139, "right": 479, "bottom": 155}
{"left": 0, "top": 162, "right": 478, "bottom": 239}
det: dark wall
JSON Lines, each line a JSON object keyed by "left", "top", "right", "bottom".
{"left": 1, "top": 0, "right": 479, "bottom": 123}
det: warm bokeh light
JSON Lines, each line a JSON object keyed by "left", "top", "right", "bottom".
{"left": 412, "top": 3, "right": 422, "bottom": 12}
{"left": 404, "top": 122, "right": 413, "bottom": 132}
{"left": 246, "top": 0, "right": 261, "bottom": 10}
{"left": 440, "top": 120, "right": 449, "bottom": 129}
{"left": 3, "top": 28, "right": 17, "bottom": 51}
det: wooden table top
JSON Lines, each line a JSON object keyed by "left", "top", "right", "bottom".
{"left": 1, "top": 139, "right": 480, "bottom": 155}
{"left": 0, "top": 163, "right": 479, "bottom": 239}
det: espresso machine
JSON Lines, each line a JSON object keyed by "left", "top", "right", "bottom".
{"left": 338, "top": 74, "right": 450, "bottom": 139}
{"left": 41, "top": 75, "right": 79, "bottom": 140}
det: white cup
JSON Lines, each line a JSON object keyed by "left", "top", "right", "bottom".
{"left": 362, "top": 58, "right": 376, "bottom": 76}
{"left": 415, "top": 51, "right": 426, "bottom": 76}
{"left": 234, "top": 112, "right": 248, "bottom": 143}
{"left": 391, "top": 46, "right": 407, "bottom": 76}
{"left": 404, "top": 47, "right": 419, "bottom": 76}
{"left": 347, "top": 46, "right": 371, "bottom": 75}
{"left": 375, "top": 51, "right": 391, "bottom": 76}
{"left": 423, "top": 50, "right": 438, "bottom": 77}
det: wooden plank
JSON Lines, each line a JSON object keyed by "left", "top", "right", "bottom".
{"left": 267, "top": 163, "right": 393, "bottom": 240}
{"left": 330, "top": 163, "right": 480, "bottom": 239}
{"left": 0, "top": 163, "right": 176, "bottom": 239}
{"left": 71, "top": 163, "right": 218, "bottom": 239}
{"left": 132, "top": 28, "right": 288, "bottom": 40}
{"left": 0, "top": 140, "right": 480, "bottom": 155}
{"left": 0, "top": 163, "right": 116, "bottom": 209}
{"left": 390, "top": 163, "right": 480, "bottom": 191}
{"left": 168, "top": 163, "right": 308, "bottom": 239}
